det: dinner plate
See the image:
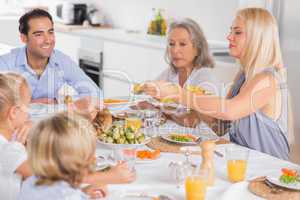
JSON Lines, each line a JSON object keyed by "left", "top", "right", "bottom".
{"left": 220, "top": 181, "right": 264, "bottom": 200}
{"left": 160, "top": 134, "right": 200, "bottom": 145}
{"left": 266, "top": 172, "right": 300, "bottom": 191}
{"left": 104, "top": 96, "right": 149, "bottom": 111}
{"left": 96, "top": 136, "right": 151, "bottom": 149}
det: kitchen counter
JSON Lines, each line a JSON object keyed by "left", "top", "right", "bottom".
{"left": 0, "top": 15, "right": 228, "bottom": 53}
{"left": 62, "top": 27, "right": 229, "bottom": 52}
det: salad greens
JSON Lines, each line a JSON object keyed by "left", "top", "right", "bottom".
{"left": 97, "top": 122, "right": 145, "bottom": 144}
{"left": 279, "top": 168, "right": 300, "bottom": 184}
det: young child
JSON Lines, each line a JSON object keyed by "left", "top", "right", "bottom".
{"left": 0, "top": 73, "right": 32, "bottom": 200}
{"left": 18, "top": 112, "right": 107, "bottom": 200}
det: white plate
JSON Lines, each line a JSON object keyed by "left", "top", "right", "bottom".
{"left": 105, "top": 96, "right": 148, "bottom": 111}
{"left": 136, "top": 154, "right": 161, "bottom": 164}
{"left": 161, "top": 134, "right": 199, "bottom": 145}
{"left": 96, "top": 137, "right": 151, "bottom": 149}
{"left": 220, "top": 181, "right": 264, "bottom": 200}
{"left": 266, "top": 172, "right": 300, "bottom": 191}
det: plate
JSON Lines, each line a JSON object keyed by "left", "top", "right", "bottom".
{"left": 104, "top": 96, "right": 149, "bottom": 111}
{"left": 161, "top": 133, "right": 200, "bottom": 145}
{"left": 96, "top": 137, "right": 151, "bottom": 149}
{"left": 136, "top": 150, "right": 161, "bottom": 164}
{"left": 266, "top": 173, "right": 300, "bottom": 191}
{"left": 220, "top": 181, "right": 264, "bottom": 200}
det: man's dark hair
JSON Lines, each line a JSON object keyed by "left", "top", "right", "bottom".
{"left": 19, "top": 9, "right": 53, "bottom": 35}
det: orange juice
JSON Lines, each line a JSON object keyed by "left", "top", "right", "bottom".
{"left": 125, "top": 117, "right": 142, "bottom": 131}
{"left": 185, "top": 176, "right": 207, "bottom": 200}
{"left": 227, "top": 160, "right": 247, "bottom": 182}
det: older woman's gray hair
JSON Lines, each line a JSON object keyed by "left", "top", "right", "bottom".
{"left": 165, "top": 18, "right": 214, "bottom": 71}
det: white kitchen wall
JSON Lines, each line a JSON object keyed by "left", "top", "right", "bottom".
{"left": 93, "top": 0, "right": 239, "bottom": 42}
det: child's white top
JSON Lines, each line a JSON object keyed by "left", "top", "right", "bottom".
{"left": 0, "top": 134, "right": 27, "bottom": 200}
{"left": 18, "top": 176, "right": 89, "bottom": 200}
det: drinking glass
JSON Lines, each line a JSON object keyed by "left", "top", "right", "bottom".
{"left": 125, "top": 117, "right": 142, "bottom": 132}
{"left": 185, "top": 169, "right": 208, "bottom": 200}
{"left": 226, "top": 147, "right": 249, "bottom": 182}
{"left": 113, "top": 147, "right": 137, "bottom": 171}
{"left": 169, "top": 161, "right": 192, "bottom": 188}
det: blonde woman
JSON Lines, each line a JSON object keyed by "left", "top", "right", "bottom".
{"left": 18, "top": 112, "right": 106, "bottom": 200}
{"left": 0, "top": 73, "right": 32, "bottom": 200}
{"left": 143, "top": 8, "right": 290, "bottom": 160}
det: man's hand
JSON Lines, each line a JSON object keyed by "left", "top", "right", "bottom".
{"left": 72, "top": 97, "right": 102, "bottom": 121}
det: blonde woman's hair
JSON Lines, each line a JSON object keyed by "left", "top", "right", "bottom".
{"left": 165, "top": 18, "right": 215, "bottom": 72}
{"left": 236, "top": 8, "right": 283, "bottom": 78}
{"left": 0, "top": 72, "right": 30, "bottom": 120}
{"left": 28, "top": 112, "right": 96, "bottom": 188}
{"left": 236, "top": 8, "right": 294, "bottom": 145}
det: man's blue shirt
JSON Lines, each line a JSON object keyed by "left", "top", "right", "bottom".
{"left": 0, "top": 46, "right": 102, "bottom": 100}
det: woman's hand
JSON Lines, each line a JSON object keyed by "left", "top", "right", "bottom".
{"left": 106, "top": 161, "right": 136, "bottom": 184}
{"left": 14, "top": 121, "right": 33, "bottom": 145}
{"left": 142, "top": 81, "right": 182, "bottom": 100}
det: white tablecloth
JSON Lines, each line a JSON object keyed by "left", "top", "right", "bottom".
{"left": 96, "top": 143, "right": 299, "bottom": 200}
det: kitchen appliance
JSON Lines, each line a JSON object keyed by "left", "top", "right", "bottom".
{"left": 87, "top": 8, "right": 105, "bottom": 26}
{"left": 78, "top": 38, "right": 103, "bottom": 88}
{"left": 51, "top": 2, "right": 87, "bottom": 25}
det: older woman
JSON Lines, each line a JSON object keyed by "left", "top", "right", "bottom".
{"left": 143, "top": 8, "right": 291, "bottom": 160}
{"left": 140, "top": 18, "right": 220, "bottom": 128}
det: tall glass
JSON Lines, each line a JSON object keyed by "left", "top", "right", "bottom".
{"left": 226, "top": 147, "right": 249, "bottom": 183}
{"left": 125, "top": 117, "right": 142, "bottom": 132}
{"left": 113, "top": 147, "right": 136, "bottom": 171}
{"left": 185, "top": 169, "right": 208, "bottom": 200}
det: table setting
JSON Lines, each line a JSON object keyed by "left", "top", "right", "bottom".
{"left": 28, "top": 94, "right": 300, "bottom": 200}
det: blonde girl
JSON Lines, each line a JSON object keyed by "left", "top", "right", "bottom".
{"left": 0, "top": 72, "right": 32, "bottom": 200}
{"left": 19, "top": 112, "right": 106, "bottom": 200}
{"left": 143, "top": 8, "right": 291, "bottom": 160}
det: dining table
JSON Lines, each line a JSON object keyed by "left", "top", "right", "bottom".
{"left": 29, "top": 102, "right": 300, "bottom": 200}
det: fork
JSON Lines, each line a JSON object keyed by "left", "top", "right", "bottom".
{"left": 264, "top": 179, "right": 283, "bottom": 194}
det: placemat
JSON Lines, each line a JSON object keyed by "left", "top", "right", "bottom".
{"left": 146, "top": 137, "right": 229, "bottom": 153}
{"left": 248, "top": 176, "right": 300, "bottom": 200}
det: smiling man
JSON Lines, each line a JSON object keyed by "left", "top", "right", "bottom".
{"left": 0, "top": 9, "right": 102, "bottom": 107}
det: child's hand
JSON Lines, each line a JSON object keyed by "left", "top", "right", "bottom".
{"left": 108, "top": 162, "right": 136, "bottom": 183}
{"left": 82, "top": 184, "right": 107, "bottom": 199}
{"left": 14, "top": 121, "right": 32, "bottom": 145}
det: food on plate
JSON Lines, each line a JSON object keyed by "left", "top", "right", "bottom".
{"left": 279, "top": 168, "right": 300, "bottom": 184}
{"left": 186, "top": 85, "right": 207, "bottom": 95}
{"left": 137, "top": 149, "right": 160, "bottom": 160}
{"left": 93, "top": 108, "right": 113, "bottom": 132}
{"left": 169, "top": 133, "right": 197, "bottom": 142}
{"left": 160, "top": 97, "right": 177, "bottom": 104}
{"left": 104, "top": 98, "right": 129, "bottom": 104}
{"left": 96, "top": 122, "right": 146, "bottom": 145}
{"left": 63, "top": 95, "right": 73, "bottom": 104}
{"left": 133, "top": 83, "right": 143, "bottom": 94}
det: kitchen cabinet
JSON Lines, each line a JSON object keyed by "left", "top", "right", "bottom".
{"left": 102, "top": 41, "right": 168, "bottom": 98}
{"left": 55, "top": 32, "right": 81, "bottom": 64}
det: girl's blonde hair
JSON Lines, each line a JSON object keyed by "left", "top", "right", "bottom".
{"left": 236, "top": 8, "right": 283, "bottom": 78}
{"left": 0, "top": 72, "right": 30, "bottom": 120}
{"left": 28, "top": 112, "right": 96, "bottom": 188}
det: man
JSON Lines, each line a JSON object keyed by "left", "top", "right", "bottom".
{"left": 0, "top": 9, "right": 102, "bottom": 107}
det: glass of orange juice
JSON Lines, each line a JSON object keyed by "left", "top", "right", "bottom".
{"left": 185, "top": 169, "right": 208, "bottom": 200}
{"left": 226, "top": 147, "right": 249, "bottom": 183}
{"left": 125, "top": 117, "right": 142, "bottom": 132}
